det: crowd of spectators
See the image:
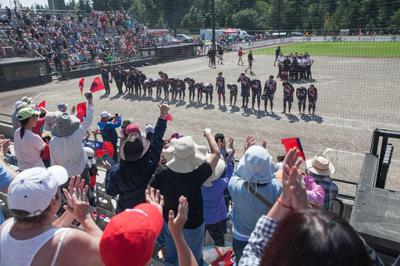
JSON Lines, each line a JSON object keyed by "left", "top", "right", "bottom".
{"left": 1, "top": 7, "right": 169, "bottom": 71}
{"left": 0, "top": 93, "right": 392, "bottom": 266}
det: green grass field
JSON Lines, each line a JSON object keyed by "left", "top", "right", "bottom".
{"left": 253, "top": 42, "right": 400, "bottom": 58}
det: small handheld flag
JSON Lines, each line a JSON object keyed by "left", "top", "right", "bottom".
{"left": 90, "top": 77, "right": 105, "bottom": 93}
{"left": 281, "top": 137, "right": 306, "bottom": 160}
{"left": 76, "top": 102, "right": 87, "bottom": 122}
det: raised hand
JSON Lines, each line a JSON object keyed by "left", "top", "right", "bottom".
{"left": 203, "top": 128, "right": 212, "bottom": 137}
{"left": 62, "top": 176, "right": 90, "bottom": 223}
{"left": 228, "top": 137, "right": 234, "bottom": 149}
{"left": 159, "top": 102, "right": 170, "bottom": 118}
{"left": 244, "top": 135, "right": 255, "bottom": 151}
{"left": 145, "top": 187, "right": 164, "bottom": 215}
{"left": 281, "top": 148, "right": 308, "bottom": 209}
{"left": 168, "top": 196, "right": 189, "bottom": 235}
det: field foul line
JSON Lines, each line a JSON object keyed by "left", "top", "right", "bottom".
{"left": 323, "top": 148, "right": 400, "bottom": 164}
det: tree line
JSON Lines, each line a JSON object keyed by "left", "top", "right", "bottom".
{"left": 65, "top": 0, "right": 400, "bottom": 33}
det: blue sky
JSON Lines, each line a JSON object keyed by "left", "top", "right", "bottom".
{"left": 0, "top": 0, "right": 67, "bottom": 8}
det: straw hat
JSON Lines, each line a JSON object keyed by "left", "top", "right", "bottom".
{"left": 165, "top": 136, "right": 207, "bottom": 174}
{"left": 306, "top": 154, "right": 335, "bottom": 176}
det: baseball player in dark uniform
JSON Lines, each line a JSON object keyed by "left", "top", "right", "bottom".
{"left": 263, "top": 75, "right": 277, "bottom": 112}
{"left": 127, "top": 68, "right": 135, "bottom": 94}
{"left": 133, "top": 70, "right": 141, "bottom": 96}
{"left": 227, "top": 83, "right": 238, "bottom": 107}
{"left": 154, "top": 78, "right": 162, "bottom": 98}
{"left": 100, "top": 64, "right": 111, "bottom": 96}
{"left": 204, "top": 83, "right": 214, "bottom": 105}
{"left": 159, "top": 71, "right": 169, "bottom": 99}
{"left": 216, "top": 72, "right": 225, "bottom": 106}
{"left": 177, "top": 79, "right": 186, "bottom": 101}
{"left": 143, "top": 78, "right": 153, "bottom": 97}
{"left": 307, "top": 84, "right": 318, "bottom": 115}
{"left": 121, "top": 69, "right": 128, "bottom": 93}
{"left": 169, "top": 78, "right": 178, "bottom": 100}
{"left": 195, "top": 82, "right": 204, "bottom": 104}
{"left": 251, "top": 78, "right": 262, "bottom": 110}
{"left": 245, "top": 50, "right": 255, "bottom": 75}
{"left": 282, "top": 81, "right": 295, "bottom": 114}
{"left": 238, "top": 73, "right": 250, "bottom": 109}
{"left": 296, "top": 86, "right": 307, "bottom": 114}
{"left": 113, "top": 67, "right": 124, "bottom": 94}
{"left": 184, "top": 77, "right": 196, "bottom": 102}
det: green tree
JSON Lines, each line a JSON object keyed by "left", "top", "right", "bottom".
{"left": 78, "top": 0, "right": 92, "bottom": 13}
{"left": 181, "top": 6, "right": 204, "bottom": 29}
{"left": 255, "top": 0, "right": 271, "bottom": 29}
{"left": 160, "top": 0, "right": 193, "bottom": 35}
{"left": 66, "top": 0, "right": 77, "bottom": 10}
{"left": 270, "top": 0, "right": 285, "bottom": 30}
{"left": 390, "top": 9, "right": 400, "bottom": 28}
{"left": 231, "top": 8, "right": 259, "bottom": 29}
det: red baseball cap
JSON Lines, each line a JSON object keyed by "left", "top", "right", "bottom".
{"left": 124, "top": 123, "right": 140, "bottom": 136}
{"left": 99, "top": 203, "right": 163, "bottom": 266}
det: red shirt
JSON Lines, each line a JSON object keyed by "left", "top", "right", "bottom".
{"left": 32, "top": 117, "right": 45, "bottom": 136}
{"left": 41, "top": 143, "right": 50, "bottom": 161}
{"left": 238, "top": 50, "right": 243, "bottom": 57}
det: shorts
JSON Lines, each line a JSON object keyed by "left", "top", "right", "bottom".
{"left": 263, "top": 94, "right": 274, "bottom": 101}
{"left": 217, "top": 87, "right": 225, "bottom": 94}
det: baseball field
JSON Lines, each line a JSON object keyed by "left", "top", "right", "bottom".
{"left": 1, "top": 42, "right": 399, "bottom": 195}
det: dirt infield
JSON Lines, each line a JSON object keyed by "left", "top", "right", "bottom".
{"left": 1, "top": 51, "right": 399, "bottom": 193}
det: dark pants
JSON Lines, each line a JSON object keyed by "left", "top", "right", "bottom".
{"left": 252, "top": 93, "right": 261, "bottom": 109}
{"left": 163, "top": 85, "right": 169, "bottom": 99}
{"left": 233, "top": 238, "right": 248, "bottom": 263}
{"left": 230, "top": 93, "right": 237, "bottom": 106}
{"left": 298, "top": 99, "right": 306, "bottom": 113}
{"left": 309, "top": 100, "right": 316, "bottom": 114}
{"left": 104, "top": 80, "right": 110, "bottom": 95}
{"left": 156, "top": 86, "right": 162, "bottom": 98}
{"left": 283, "top": 98, "right": 293, "bottom": 113}
{"left": 116, "top": 81, "right": 123, "bottom": 94}
{"left": 189, "top": 89, "right": 196, "bottom": 101}
{"left": 206, "top": 219, "right": 227, "bottom": 247}
{"left": 197, "top": 90, "right": 203, "bottom": 103}
{"left": 242, "top": 96, "right": 249, "bottom": 108}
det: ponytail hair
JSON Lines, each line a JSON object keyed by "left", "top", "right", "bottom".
{"left": 19, "top": 118, "right": 30, "bottom": 139}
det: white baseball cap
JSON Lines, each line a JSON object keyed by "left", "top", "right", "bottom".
{"left": 8, "top": 166, "right": 68, "bottom": 217}
{"left": 144, "top": 124, "right": 155, "bottom": 135}
{"left": 101, "top": 111, "right": 111, "bottom": 118}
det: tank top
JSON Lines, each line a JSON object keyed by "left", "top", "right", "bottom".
{"left": 0, "top": 219, "right": 70, "bottom": 266}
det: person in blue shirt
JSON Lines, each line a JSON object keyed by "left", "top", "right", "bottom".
{"left": 228, "top": 142, "right": 282, "bottom": 263}
{"left": 97, "top": 111, "right": 122, "bottom": 162}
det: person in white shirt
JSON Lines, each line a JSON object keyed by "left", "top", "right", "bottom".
{"left": 0, "top": 167, "right": 103, "bottom": 266}
{"left": 50, "top": 93, "right": 94, "bottom": 187}
{"left": 14, "top": 107, "right": 45, "bottom": 171}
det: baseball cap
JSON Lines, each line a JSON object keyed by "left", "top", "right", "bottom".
{"left": 99, "top": 203, "right": 163, "bottom": 266}
{"left": 8, "top": 166, "right": 68, "bottom": 217}
{"left": 144, "top": 124, "right": 155, "bottom": 135}
{"left": 17, "top": 107, "right": 40, "bottom": 121}
{"left": 124, "top": 123, "right": 140, "bottom": 135}
{"left": 101, "top": 111, "right": 111, "bottom": 119}
{"left": 57, "top": 102, "right": 68, "bottom": 111}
